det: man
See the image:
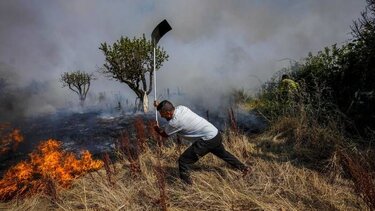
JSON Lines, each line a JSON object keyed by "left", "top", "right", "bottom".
{"left": 278, "top": 74, "right": 300, "bottom": 103}
{"left": 153, "top": 100, "right": 250, "bottom": 184}
{"left": 279, "top": 74, "right": 299, "bottom": 95}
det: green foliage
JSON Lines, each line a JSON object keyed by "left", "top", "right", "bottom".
{"left": 60, "top": 70, "right": 95, "bottom": 106}
{"left": 230, "top": 88, "right": 252, "bottom": 104}
{"left": 99, "top": 34, "right": 168, "bottom": 105}
{"left": 294, "top": 40, "right": 375, "bottom": 132}
{"left": 254, "top": 80, "right": 285, "bottom": 120}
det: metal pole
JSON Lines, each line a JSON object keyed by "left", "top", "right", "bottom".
{"left": 154, "top": 47, "right": 158, "bottom": 125}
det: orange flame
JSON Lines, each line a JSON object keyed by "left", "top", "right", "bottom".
{"left": 0, "top": 123, "right": 24, "bottom": 155}
{"left": 0, "top": 139, "right": 103, "bottom": 201}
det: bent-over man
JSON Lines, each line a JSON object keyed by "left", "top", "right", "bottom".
{"left": 153, "top": 100, "right": 250, "bottom": 185}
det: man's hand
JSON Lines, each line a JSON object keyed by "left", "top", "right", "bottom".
{"left": 153, "top": 125, "right": 161, "bottom": 134}
{"left": 153, "top": 125, "right": 169, "bottom": 138}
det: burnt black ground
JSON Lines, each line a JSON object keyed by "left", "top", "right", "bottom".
{"left": 0, "top": 107, "right": 266, "bottom": 177}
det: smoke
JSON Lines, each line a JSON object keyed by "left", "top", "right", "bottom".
{"left": 0, "top": 0, "right": 366, "bottom": 118}
{"left": 0, "top": 63, "right": 65, "bottom": 121}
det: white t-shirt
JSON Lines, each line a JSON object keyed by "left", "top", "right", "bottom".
{"left": 163, "top": 105, "right": 218, "bottom": 141}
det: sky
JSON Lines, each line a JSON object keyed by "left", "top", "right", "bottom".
{"left": 0, "top": 0, "right": 367, "bottom": 117}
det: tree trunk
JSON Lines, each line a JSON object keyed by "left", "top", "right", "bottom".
{"left": 79, "top": 97, "right": 85, "bottom": 107}
{"left": 135, "top": 92, "right": 149, "bottom": 113}
{"left": 142, "top": 92, "right": 149, "bottom": 113}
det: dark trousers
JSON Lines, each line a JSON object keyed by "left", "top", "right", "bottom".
{"left": 178, "top": 133, "right": 246, "bottom": 183}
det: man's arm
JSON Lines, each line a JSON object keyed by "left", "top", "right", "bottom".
{"left": 153, "top": 101, "right": 168, "bottom": 137}
{"left": 153, "top": 125, "right": 169, "bottom": 138}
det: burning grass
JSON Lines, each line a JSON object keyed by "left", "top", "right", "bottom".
{"left": 0, "top": 127, "right": 367, "bottom": 210}
{"left": 0, "top": 139, "right": 103, "bottom": 201}
{"left": 0, "top": 116, "right": 369, "bottom": 210}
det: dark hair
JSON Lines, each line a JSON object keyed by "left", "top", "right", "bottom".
{"left": 157, "top": 100, "right": 175, "bottom": 112}
{"left": 282, "top": 74, "right": 289, "bottom": 80}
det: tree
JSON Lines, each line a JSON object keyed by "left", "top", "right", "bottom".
{"left": 99, "top": 34, "right": 168, "bottom": 112}
{"left": 351, "top": 0, "right": 375, "bottom": 44}
{"left": 60, "top": 71, "right": 95, "bottom": 107}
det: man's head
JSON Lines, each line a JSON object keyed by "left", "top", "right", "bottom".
{"left": 157, "top": 100, "right": 175, "bottom": 121}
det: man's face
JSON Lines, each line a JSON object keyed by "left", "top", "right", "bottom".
{"left": 160, "top": 110, "right": 173, "bottom": 121}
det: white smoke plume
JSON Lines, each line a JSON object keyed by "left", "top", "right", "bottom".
{"left": 0, "top": 0, "right": 366, "bottom": 119}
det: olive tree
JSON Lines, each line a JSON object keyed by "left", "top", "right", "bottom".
{"left": 99, "top": 34, "right": 168, "bottom": 112}
{"left": 60, "top": 70, "right": 95, "bottom": 107}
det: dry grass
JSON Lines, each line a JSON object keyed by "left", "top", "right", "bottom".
{"left": 0, "top": 129, "right": 367, "bottom": 211}
{"left": 260, "top": 113, "right": 343, "bottom": 168}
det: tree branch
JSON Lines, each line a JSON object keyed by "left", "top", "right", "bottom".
{"left": 68, "top": 84, "right": 80, "bottom": 96}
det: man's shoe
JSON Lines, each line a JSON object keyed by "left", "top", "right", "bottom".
{"left": 241, "top": 166, "right": 251, "bottom": 177}
{"left": 184, "top": 178, "right": 193, "bottom": 185}
{"left": 181, "top": 177, "right": 193, "bottom": 185}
